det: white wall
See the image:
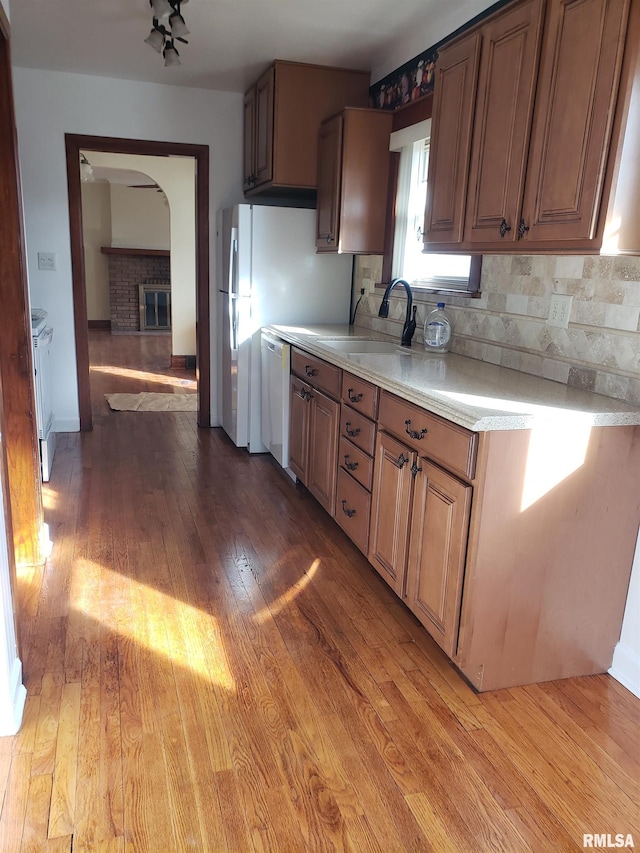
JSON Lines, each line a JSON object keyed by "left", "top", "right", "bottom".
{"left": 110, "top": 184, "right": 170, "bottom": 250}
{"left": 90, "top": 152, "right": 196, "bottom": 357}
{"left": 372, "top": 0, "right": 495, "bottom": 84}
{"left": 1, "top": 0, "right": 9, "bottom": 21}
{"left": 81, "top": 182, "right": 112, "bottom": 322}
{"left": 12, "top": 66, "right": 243, "bottom": 430}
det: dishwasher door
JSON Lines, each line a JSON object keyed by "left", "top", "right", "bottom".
{"left": 260, "top": 330, "right": 291, "bottom": 470}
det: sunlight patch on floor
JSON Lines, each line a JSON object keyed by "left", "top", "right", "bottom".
{"left": 73, "top": 559, "right": 235, "bottom": 691}
{"left": 91, "top": 364, "right": 196, "bottom": 390}
{"left": 252, "top": 558, "right": 321, "bottom": 623}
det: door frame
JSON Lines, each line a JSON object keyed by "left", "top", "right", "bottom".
{"left": 65, "top": 134, "right": 210, "bottom": 430}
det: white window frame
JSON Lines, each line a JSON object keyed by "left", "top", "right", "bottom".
{"left": 389, "top": 120, "right": 480, "bottom": 296}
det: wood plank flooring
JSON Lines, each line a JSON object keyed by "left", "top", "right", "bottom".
{"left": 1, "top": 331, "right": 638, "bottom": 851}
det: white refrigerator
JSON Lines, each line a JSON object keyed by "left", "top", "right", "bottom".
{"left": 218, "top": 204, "right": 353, "bottom": 453}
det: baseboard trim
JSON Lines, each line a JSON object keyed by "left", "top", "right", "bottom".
{"left": 609, "top": 642, "right": 640, "bottom": 699}
{"left": 53, "top": 418, "right": 81, "bottom": 432}
{"left": 88, "top": 320, "right": 111, "bottom": 330}
{"left": 0, "top": 657, "right": 26, "bottom": 736}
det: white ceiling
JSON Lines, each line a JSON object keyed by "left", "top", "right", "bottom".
{"left": 9, "top": 0, "right": 496, "bottom": 93}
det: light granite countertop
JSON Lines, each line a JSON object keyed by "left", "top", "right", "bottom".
{"left": 266, "top": 324, "right": 640, "bottom": 432}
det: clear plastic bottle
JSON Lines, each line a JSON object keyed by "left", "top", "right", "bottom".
{"left": 423, "top": 302, "right": 452, "bottom": 353}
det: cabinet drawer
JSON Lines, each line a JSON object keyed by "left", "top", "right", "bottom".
{"left": 340, "top": 405, "right": 376, "bottom": 456}
{"left": 335, "top": 468, "right": 371, "bottom": 555}
{"left": 378, "top": 391, "right": 477, "bottom": 480}
{"left": 342, "top": 373, "right": 379, "bottom": 420}
{"left": 339, "top": 436, "right": 373, "bottom": 492}
{"left": 291, "top": 348, "right": 341, "bottom": 399}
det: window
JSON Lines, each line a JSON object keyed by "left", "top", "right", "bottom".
{"left": 389, "top": 121, "right": 480, "bottom": 295}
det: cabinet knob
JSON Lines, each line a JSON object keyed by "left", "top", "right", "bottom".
{"left": 345, "top": 422, "right": 361, "bottom": 438}
{"left": 397, "top": 453, "right": 409, "bottom": 469}
{"left": 304, "top": 366, "right": 318, "bottom": 377}
{"left": 326, "top": 234, "right": 334, "bottom": 244}
{"left": 518, "top": 219, "right": 530, "bottom": 240}
{"left": 347, "top": 389, "right": 363, "bottom": 403}
{"left": 405, "top": 419, "right": 427, "bottom": 440}
{"left": 410, "top": 461, "right": 423, "bottom": 479}
{"left": 499, "top": 218, "right": 512, "bottom": 238}
{"left": 341, "top": 499, "right": 356, "bottom": 518}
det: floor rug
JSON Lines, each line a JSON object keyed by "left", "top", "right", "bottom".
{"left": 106, "top": 392, "right": 198, "bottom": 412}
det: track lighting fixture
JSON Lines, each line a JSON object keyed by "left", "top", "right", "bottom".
{"left": 79, "top": 153, "right": 94, "bottom": 183}
{"left": 145, "top": 0, "right": 189, "bottom": 66}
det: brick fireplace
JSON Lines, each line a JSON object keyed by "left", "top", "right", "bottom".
{"left": 102, "top": 247, "right": 170, "bottom": 332}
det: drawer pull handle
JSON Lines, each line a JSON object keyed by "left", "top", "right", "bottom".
{"left": 341, "top": 500, "right": 356, "bottom": 518}
{"left": 348, "top": 389, "right": 363, "bottom": 403}
{"left": 411, "top": 461, "right": 422, "bottom": 479}
{"left": 499, "top": 218, "right": 512, "bottom": 238}
{"left": 345, "top": 422, "right": 361, "bottom": 438}
{"left": 397, "top": 453, "right": 409, "bottom": 469}
{"left": 344, "top": 455, "right": 358, "bottom": 471}
{"left": 304, "top": 366, "right": 317, "bottom": 377}
{"left": 296, "top": 389, "right": 312, "bottom": 401}
{"left": 405, "top": 419, "right": 427, "bottom": 440}
{"left": 518, "top": 218, "right": 530, "bottom": 240}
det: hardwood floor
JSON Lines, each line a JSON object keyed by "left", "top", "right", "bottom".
{"left": 1, "top": 332, "right": 638, "bottom": 851}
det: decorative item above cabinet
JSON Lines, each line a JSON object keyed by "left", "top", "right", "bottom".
{"left": 243, "top": 60, "right": 370, "bottom": 199}
{"left": 315, "top": 107, "right": 393, "bottom": 254}
{"left": 424, "top": 0, "right": 638, "bottom": 255}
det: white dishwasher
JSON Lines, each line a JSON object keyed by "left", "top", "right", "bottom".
{"left": 260, "top": 330, "right": 293, "bottom": 479}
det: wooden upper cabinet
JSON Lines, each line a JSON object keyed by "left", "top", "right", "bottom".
{"left": 242, "top": 86, "right": 256, "bottom": 193}
{"left": 254, "top": 67, "right": 275, "bottom": 187}
{"left": 243, "top": 61, "right": 370, "bottom": 197}
{"left": 425, "top": 0, "right": 631, "bottom": 253}
{"left": 424, "top": 32, "right": 481, "bottom": 245}
{"left": 316, "top": 108, "right": 393, "bottom": 254}
{"left": 316, "top": 113, "right": 343, "bottom": 250}
{"left": 464, "top": 0, "right": 545, "bottom": 245}
{"left": 519, "top": 0, "right": 629, "bottom": 246}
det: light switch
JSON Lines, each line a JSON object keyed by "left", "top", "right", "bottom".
{"left": 38, "top": 252, "right": 56, "bottom": 271}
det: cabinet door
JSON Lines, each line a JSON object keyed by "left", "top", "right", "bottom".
{"left": 424, "top": 32, "right": 481, "bottom": 245}
{"left": 254, "top": 66, "right": 275, "bottom": 187}
{"left": 307, "top": 389, "right": 340, "bottom": 516}
{"left": 464, "top": 0, "right": 545, "bottom": 245}
{"left": 316, "top": 112, "right": 343, "bottom": 250}
{"left": 405, "top": 460, "right": 472, "bottom": 657}
{"left": 289, "top": 375, "right": 311, "bottom": 483}
{"left": 368, "top": 432, "right": 415, "bottom": 597}
{"left": 519, "top": 0, "right": 629, "bottom": 245}
{"left": 243, "top": 86, "right": 256, "bottom": 193}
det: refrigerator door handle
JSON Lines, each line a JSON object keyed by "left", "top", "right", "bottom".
{"left": 229, "top": 226, "right": 239, "bottom": 351}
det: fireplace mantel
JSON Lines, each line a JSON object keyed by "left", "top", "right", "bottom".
{"left": 101, "top": 247, "right": 170, "bottom": 257}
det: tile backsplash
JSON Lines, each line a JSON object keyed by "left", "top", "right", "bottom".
{"left": 353, "top": 254, "right": 640, "bottom": 405}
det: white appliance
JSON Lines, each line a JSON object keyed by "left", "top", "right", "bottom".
{"left": 31, "top": 309, "right": 56, "bottom": 482}
{"left": 261, "top": 330, "right": 293, "bottom": 477}
{"left": 218, "top": 204, "right": 352, "bottom": 454}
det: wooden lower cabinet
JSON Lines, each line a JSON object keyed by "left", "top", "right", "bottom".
{"left": 289, "top": 375, "right": 311, "bottom": 482}
{"left": 405, "top": 460, "right": 472, "bottom": 657}
{"left": 335, "top": 468, "right": 371, "bottom": 555}
{"left": 307, "top": 389, "right": 340, "bottom": 516}
{"left": 368, "top": 431, "right": 415, "bottom": 597}
{"left": 289, "top": 374, "right": 339, "bottom": 516}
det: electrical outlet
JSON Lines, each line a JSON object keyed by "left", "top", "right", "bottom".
{"left": 38, "top": 252, "right": 56, "bottom": 271}
{"left": 547, "top": 293, "right": 573, "bottom": 328}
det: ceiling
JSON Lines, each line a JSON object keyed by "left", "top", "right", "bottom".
{"left": 9, "top": 0, "right": 496, "bottom": 93}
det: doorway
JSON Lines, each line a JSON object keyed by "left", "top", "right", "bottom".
{"left": 65, "top": 134, "right": 210, "bottom": 430}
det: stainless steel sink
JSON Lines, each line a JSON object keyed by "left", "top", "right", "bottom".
{"left": 319, "top": 339, "right": 411, "bottom": 354}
